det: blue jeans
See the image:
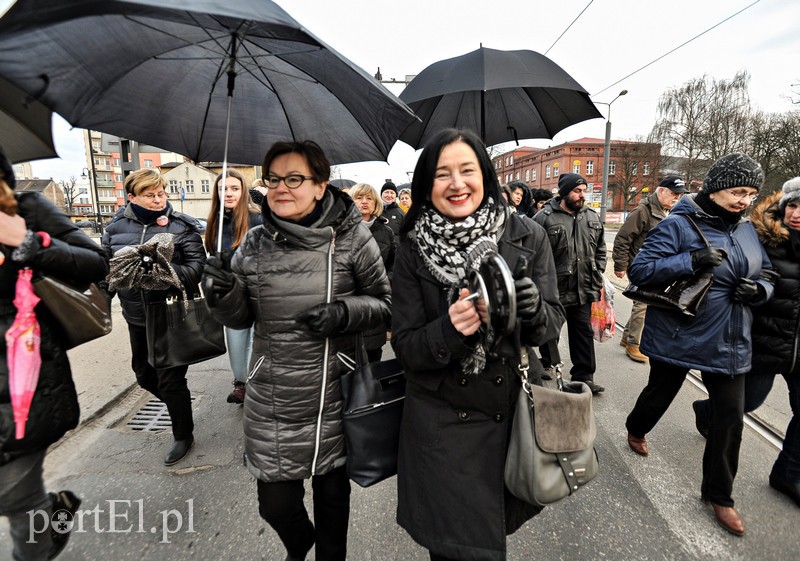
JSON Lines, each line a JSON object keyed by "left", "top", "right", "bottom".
{"left": 0, "top": 451, "right": 52, "bottom": 561}
{"left": 225, "top": 326, "right": 254, "bottom": 383}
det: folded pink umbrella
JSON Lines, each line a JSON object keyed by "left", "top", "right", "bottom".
{"left": 4, "top": 268, "right": 41, "bottom": 439}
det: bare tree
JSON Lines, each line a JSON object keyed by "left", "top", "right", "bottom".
{"left": 649, "top": 71, "right": 753, "bottom": 187}
{"left": 59, "top": 176, "right": 79, "bottom": 214}
{"left": 607, "top": 139, "right": 660, "bottom": 211}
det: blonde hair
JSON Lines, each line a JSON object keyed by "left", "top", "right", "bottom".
{"left": 349, "top": 183, "right": 382, "bottom": 217}
{"left": 124, "top": 168, "right": 167, "bottom": 196}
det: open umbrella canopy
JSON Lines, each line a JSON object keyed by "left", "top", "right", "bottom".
{"left": 0, "top": 0, "right": 417, "bottom": 165}
{"left": 329, "top": 178, "right": 357, "bottom": 189}
{"left": 0, "top": 75, "right": 57, "bottom": 163}
{"left": 399, "top": 47, "right": 602, "bottom": 148}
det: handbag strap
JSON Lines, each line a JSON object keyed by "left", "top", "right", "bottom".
{"left": 683, "top": 215, "right": 710, "bottom": 248}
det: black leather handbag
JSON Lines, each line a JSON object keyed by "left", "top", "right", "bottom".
{"left": 33, "top": 275, "right": 112, "bottom": 349}
{"left": 145, "top": 296, "right": 226, "bottom": 369}
{"left": 338, "top": 346, "right": 405, "bottom": 488}
{"left": 622, "top": 215, "right": 715, "bottom": 317}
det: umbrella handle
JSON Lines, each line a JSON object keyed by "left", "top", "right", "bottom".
{"left": 203, "top": 276, "right": 217, "bottom": 307}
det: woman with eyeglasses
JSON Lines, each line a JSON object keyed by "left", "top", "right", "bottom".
{"left": 625, "top": 153, "right": 773, "bottom": 537}
{"left": 204, "top": 169, "right": 262, "bottom": 404}
{"left": 202, "top": 141, "right": 390, "bottom": 561}
{"left": 102, "top": 168, "right": 205, "bottom": 466}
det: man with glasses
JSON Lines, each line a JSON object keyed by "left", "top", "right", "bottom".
{"left": 614, "top": 176, "right": 688, "bottom": 363}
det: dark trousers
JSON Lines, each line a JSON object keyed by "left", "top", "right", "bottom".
{"left": 540, "top": 302, "right": 595, "bottom": 381}
{"left": 128, "top": 323, "right": 194, "bottom": 440}
{"left": 257, "top": 465, "right": 351, "bottom": 561}
{"left": 626, "top": 358, "right": 745, "bottom": 506}
{"left": 430, "top": 553, "right": 461, "bottom": 561}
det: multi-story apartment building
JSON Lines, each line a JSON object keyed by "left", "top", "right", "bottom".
{"left": 493, "top": 137, "right": 662, "bottom": 216}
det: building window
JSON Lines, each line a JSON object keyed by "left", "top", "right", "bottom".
{"left": 586, "top": 161, "right": 594, "bottom": 175}
{"left": 201, "top": 180, "right": 210, "bottom": 194}
{"left": 632, "top": 163, "right": 638, "bottom": 176}
{"left": 515, "top": 172, "right": 519, "bottom": 180}
{"left": 553, "top": 164, "right": 560, "bottom": 177}
{"left": 116, "top": 189, "right": 125, "bottom": 198}
{"left": 79, "top": 197, "right": 89, "bottom": 204}
{"left": 573, "top": 161, "right": 581, "bottom": 174}
{"left": 525, "top": 170, "right": 530, "bottom": 182}
{"left": 144, "top": 159, "right": 153, "bottom": 168}
{"left": 169, "top": 180, "right": 179, "bottom": 194}
{"left": 113, "top": 158, "right": 120, "bottom": 166}
{"left": 114, "top": 174, "right": 122, "bottom": 182}
{"left": 545, "top": 165, "right": 551, "bottom": 179}
{"left": 100, "top": 204, "right": 114, "bottom": 213}
{"left": 609, "top": 161, "right": 616, "bottom": 176}
{"left": 185, "top": 180, "right": 194, "bottom": 194}
{"left": 531, "top": 169, "right": 536, "bottom": 181}
{"left": 642, "top": 162, "right": 651, "bottom": 176}
{"left": 509, "top": 156, "right": 514, "bottom": 165}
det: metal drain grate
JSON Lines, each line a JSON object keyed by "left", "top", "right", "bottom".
{"left": 126, "top": 397, "right": 197, "bottom": 432}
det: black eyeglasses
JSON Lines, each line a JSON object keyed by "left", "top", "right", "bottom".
{"left": 265, "top": 175, "right": 314, "bottom": 189}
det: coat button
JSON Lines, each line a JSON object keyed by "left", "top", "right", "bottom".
{"left": 493, "top": 375, "right": 504, "bottom": 386}
{"left": 458, "top": 410, "right": 470, "bottom": 421}
{"left": 493, "top": 413, "right": 504, "bottom": 423}
{"left": 437, "top": 349, "right": 447, "bottom": 359}
{"left": 458, "top": 377, "right": 469, "bottom": 387}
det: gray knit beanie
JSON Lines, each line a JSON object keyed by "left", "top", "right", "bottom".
{"left": 702, "top": 153, "right": 764, "bottom": 193}
{"left": 779, "top": 177, "right": 800, "bottom": 212}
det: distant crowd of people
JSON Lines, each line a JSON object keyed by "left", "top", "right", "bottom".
{"left": 2, "top": 133, "right": 799, "bottom": 560}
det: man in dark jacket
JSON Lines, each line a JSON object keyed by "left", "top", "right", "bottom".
{"left": 613, "top": 176, "right": 687, "bottom": 363}
{"left": 380, "top": 181, "right": 405, "bottom": 240}
{"left": 534, "top": 173, "right": 607, "bottom": 394}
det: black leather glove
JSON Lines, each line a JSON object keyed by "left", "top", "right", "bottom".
{"left": 297, "top": 302, "right": 348, "bottom": 337}
{"left": 759, "top": 268, "right": 780, "bottom": 285}
{"left": 733, "top": 277, "right": 763, "bottom": 303}
{"left": 515, "top": 277, "right": 541, "bottom": 320}
{"left": 203, "top": 255, "right": 235, "bottom": 298}
{"left": 691, "top": 247, "right": 726, "bottom": 270}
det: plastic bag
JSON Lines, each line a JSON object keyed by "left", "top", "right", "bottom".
{"left": 591, "top": 279, "right": 616, "bottom": 343}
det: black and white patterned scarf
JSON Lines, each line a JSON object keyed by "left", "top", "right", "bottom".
{"left": 414, "top": 199, "right": 507, "bottom": 375}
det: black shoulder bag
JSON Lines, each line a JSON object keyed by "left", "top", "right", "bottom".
{"left": 622, "top": 215, "right": 715, "bottom": 317}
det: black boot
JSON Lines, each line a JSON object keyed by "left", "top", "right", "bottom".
{"left": 769, "top": 472, "right": 800, "bottom": 507}
{"left": 164, "top": 435, "right": 194, "bottom": 466}
{"left": 49, "top": 490, "right": 82, "bottom": 559}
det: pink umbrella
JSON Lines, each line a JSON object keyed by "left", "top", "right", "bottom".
{"left": 4, "top": 268, "right": 41, "bottom": 439}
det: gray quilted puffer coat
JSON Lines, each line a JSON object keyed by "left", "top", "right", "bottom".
{"left": 208, "top": 188, "right": 391, "bottom": 482}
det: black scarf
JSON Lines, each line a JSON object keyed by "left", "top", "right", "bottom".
{"left": 414, "top": 200, "right": 508, "bottom": 375}
{"left": 131, "top": 201, "right": 171, "bottom": 224}
{"left": 695, "top": 191, "right": 745, "bottom": 225}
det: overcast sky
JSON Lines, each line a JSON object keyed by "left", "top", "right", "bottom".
{"left": 17, "top": 0, "right": 800, "bottom": 187}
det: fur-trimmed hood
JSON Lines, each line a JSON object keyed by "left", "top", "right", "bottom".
{"left": 750, "top": 192, "right": 788, "bottom": 248}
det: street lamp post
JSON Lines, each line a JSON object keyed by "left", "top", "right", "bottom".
{"left": 597, "top": 89, "right": 628, "bottom": 224}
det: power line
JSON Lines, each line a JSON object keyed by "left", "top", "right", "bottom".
{"left": 592, "top": 0, "right": 761, "bottom": 98}
{"left": 544, "top": 0, "right": 593, "bottom": 56}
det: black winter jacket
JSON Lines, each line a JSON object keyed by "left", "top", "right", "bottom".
{"left": 749, "top": 193, "right": 800, "bottom": 375}
{"left": 102, "top": 203, "right": 205, "bottom": 325}
{"left": 392, "top": 212, "right": 565, "bottom": 561}
{"left": 533, "top": 197, "right": 606, "bottom": 306}
{"left": 363, "top": 216, "right": 396, "bottom": 351}
{"left": 0, "top": 193, "right": 108, "bottom": 464}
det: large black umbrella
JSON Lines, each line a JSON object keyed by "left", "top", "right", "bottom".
{"left": 0, "top": 75, "right": 57, "bottom": 163}
{"left": 0, "top": 0, "right": 417, "bottom": 251}
{"left": 399, "top": 47, "right": 602, "bottom": 148}
{"left": 0, "top": 0, "right": 416, "bottom": 166}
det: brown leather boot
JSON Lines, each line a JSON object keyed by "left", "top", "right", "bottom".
{"left": 627, "top": 433, "right": 649, "bottom": 456}
{"left": 707, "top": 501, "right": 745, "bottom": 536}
{"left": 625, "top": 344, "right": 649, "bottom": 363}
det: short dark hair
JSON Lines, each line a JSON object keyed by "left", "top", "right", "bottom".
{"left": 262, "top": 140, "right": 330, "bottom": 185}
{"left": 402, "top": 128, "right": 503, "bottom": 235}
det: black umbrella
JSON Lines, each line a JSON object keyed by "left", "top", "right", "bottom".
{"left": 0, "top": 75, "right": 57, "bottom": 163}
{"left": 0, "top": 0, "right": 415, "bottom": 166}
{"left": 329, "top": 179, "right": 357, "bottom": 189}
{"left": 399, "top": 47, "right": 602, "bottom": 148}
{"left": 0, "top": 0, "right": 416, "bottom": 251}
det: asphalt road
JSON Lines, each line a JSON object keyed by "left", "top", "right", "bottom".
{"left": 0, "top": 230, "right": 795, "bottom": 560}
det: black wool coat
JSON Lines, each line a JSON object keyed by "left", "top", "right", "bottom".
{"left": 392, "top": 212, "right": 565, "bottom": 561}
{"left": 0, "top": 193, "right": 108, "bottom": 463}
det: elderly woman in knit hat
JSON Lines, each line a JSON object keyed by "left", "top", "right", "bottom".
{"left": 693, "top": 175, "right": 800, "bottom": 509}
{"left": 625, "top": 153, "right": 774, "bottom": 537}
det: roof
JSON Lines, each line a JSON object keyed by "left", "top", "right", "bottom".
{"left": 16, "top": 179, "right": 56, "bottom": 192}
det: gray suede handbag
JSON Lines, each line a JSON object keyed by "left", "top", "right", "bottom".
{"left": 505, "top": 349, "right": 599, "bottom": 507}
